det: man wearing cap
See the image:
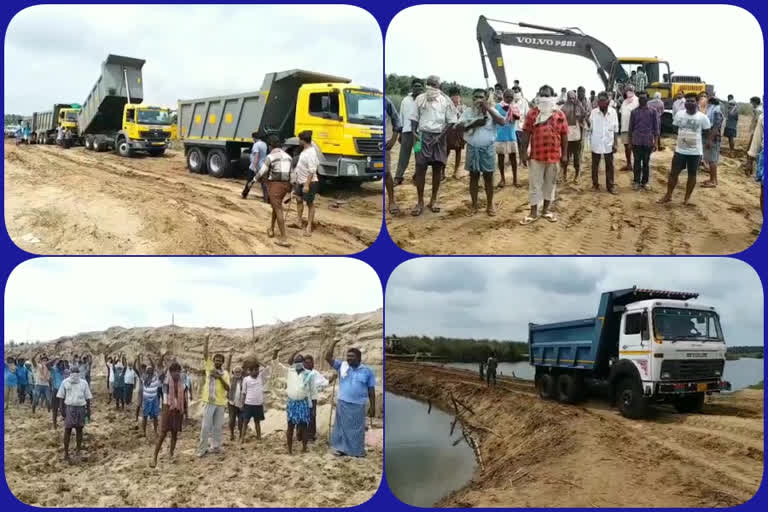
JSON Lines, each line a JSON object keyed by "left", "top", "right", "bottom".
{"left": 56, "top": 365, "right": 92, "bottom": 463}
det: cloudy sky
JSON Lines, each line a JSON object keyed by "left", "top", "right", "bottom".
{"left": 386, "top": 4, "right": 763, "bottom": 100}
{"left": 386, "top": 258, "right": 763, "bottom": 346}
{"left": 4, "top": 4, "right": 382, "bottom": 114}
{"left": 4, "top": 258, "right": 382, "bottom": 344}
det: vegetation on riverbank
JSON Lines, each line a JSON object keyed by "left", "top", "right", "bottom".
{"left": 386, "top": 335, "right": 527, "bottom": 362}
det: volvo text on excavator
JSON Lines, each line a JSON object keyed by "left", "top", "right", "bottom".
{"left": 476, "top": 16, "right": 714, "bottom": 130}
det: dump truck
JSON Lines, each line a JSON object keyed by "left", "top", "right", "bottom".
{"left": 31, "top": 104, "right": 80, "bottom": 144}
{"left": 529, "top": 287, "right": 730, "bottom": 419}
{"left": 78, "top": 54, "right": 172, "bottom": 156}
{"left": 178, "top": 69, "right": 384, "bottom": 180}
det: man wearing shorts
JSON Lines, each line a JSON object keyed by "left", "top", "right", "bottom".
{"left": 240, "top": 359, "right": 271, "bottom": 442}
{"left": 460, "top": 88, "right": 505, "bottom": 216}
{"left": 409, "top": 75, "right": 457, "bottom": 215}
{"left": 139, "top": 364, "right": 161, "bottom": 437}
{"left": 256, "top": 134, "right": 293, "bottom": 247}
{"left": 292, "top": 130, "right": 320, "bottom": 237}
{"left": 56, "top": 366, "right": 92, "bottom": 463}
{"left": 659, "top": 93, "right": 711, "bottom": 205}
{"left": 495, "top": 88, "right": 520, "bottom": 188}
{"left": 725, "top": 96, "right": 739, "bottom": 153}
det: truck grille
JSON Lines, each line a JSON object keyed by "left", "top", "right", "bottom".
{"left": 354, "top": 137, "right": 383, "bottom": 156}
{"left": 660, "top": 359, "right": 724, "bottom": 380}
{"left": 140, "top": 130, "right": 171, "bottom": 140}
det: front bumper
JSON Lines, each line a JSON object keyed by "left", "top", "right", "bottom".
{"left": 656, "top": 380, "right": 731, "bottom": 395}
{"left": 324, "top": 156, "right": 383, "bottom": 181}
{"left": 129, "top": 139, "right": 168, "bottom": 150}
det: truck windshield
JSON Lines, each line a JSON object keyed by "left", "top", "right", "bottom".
{"left": 64, "top": 112, "right": 78, "bottom": 122}
{"left": 653, "top": 308, "right": 723, "bottom": 341}
{"left": 138, "top": 110, "right": 171, "bottom": 125}
{"left": 344, "top": 90, "right": 383, "bottom": 126}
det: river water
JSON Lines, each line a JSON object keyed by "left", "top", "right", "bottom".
{"left": 443, "top": 358, "right": 763, "bottom": 391}
{"left": 385, "top": 392, "right": 477, "bottom": 507}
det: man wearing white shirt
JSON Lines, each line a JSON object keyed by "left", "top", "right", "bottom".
{"left": 395, "top": 79, "right": 423, "bottom": 185}
{"left": 56, "top": 366, "right": 92, "bottom": 463}
{"left": 302, "top": 355, "right": 330, "bottom": 442}
{"left": 589, "top": 92, "right": 620, "bottom": 193}
{"left": 240, "top": 359, "right": 271, "bottom": 442}
{"left": 292, "top": 131, "right": 320, "bottom": 237}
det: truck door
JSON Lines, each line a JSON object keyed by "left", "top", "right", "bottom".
{"left": 620, "top": 311, "right": 652, "bottom": 381}
{"left": 304, "top": 89, "right": 344, "bottom": 156}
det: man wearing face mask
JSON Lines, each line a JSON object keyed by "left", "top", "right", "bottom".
{"left": 275, "top": 351, "right": 314, "bottom": 454}
{"left": 56, "top": 366, "right": 92, "bottom": 463}
{"left": 659, "top": 92, "right": 711, "bottom": 205}
{"left": 561, "top": 91, "right": 588, "bottom": 182}
{"left": 702, "top": 96, "right": 724, "bottom": 188}
{"left": 619, "top": 85, "right": 639, "bottom": 171}
{"left": 628, "top": 91, "right": 659, "bottom": 190}
{"left": 589, "top": 92, "right": 620, "bottom": 193}
{"left": 395, "top": 79, "right": 424, "bottom": 186}
{"left": 521, "top": 85, "right": 569, "bottom": 225}
{"left": 325, "top": 340, "right": 376, "bottom": 457}
{"left": 672, "top": 91, "right": 686, "bottom": 116}
{"left": 512, "top": 86, "right": 530, "bottom": 168}
{"left": 197, "top": 334, "right": 230, "bottom": 457}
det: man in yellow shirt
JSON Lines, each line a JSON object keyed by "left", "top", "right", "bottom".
{"left": 197, "top": 334, "right": 230, "bottom": 457}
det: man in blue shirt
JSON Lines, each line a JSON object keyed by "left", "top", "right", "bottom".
{"left": 5, "top": 357, "right": 18, "bottom": 410}
{"left": 50, "top": 359, "right": 67, "bottom": 429}
{"left": 325, "top": 341, "right": 376, "bottom": 457}
{"left": 15, "top": 358, "right": 29, "bottom": 404}
{"left": 241, "top": 130, "right": 269, "bottom": 201}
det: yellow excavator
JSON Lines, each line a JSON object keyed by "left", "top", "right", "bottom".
{"left": 477, "top": 16, "right": 714, "bottom": 129}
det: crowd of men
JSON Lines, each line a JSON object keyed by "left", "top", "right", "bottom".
{"left": 4, "top": 336, "right": 377, "bottom": 465}
{"left": 241, "top": 130, "right": 323, "bottom": 247}
{"left": 385, "top": 75, "right": 764, "bottom": 223}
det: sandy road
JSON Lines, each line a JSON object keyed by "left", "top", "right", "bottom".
{"left": 4, "top": 141, "right": 383, "bottom": 254}
{"left": 386, "top": 123, "right": 762, "bottom": 255}
{"left": 386, "top": 361, "right": 763, "bottom": 507}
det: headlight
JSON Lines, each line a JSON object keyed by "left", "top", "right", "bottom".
{"left": 661, "top": 372, "right": 671, "bottom": 379}
{"left": 714, "top": 370, "right": 721, "bottom": 377}
{"left": 346, "top": 163, "right": 359, "bottom": 176}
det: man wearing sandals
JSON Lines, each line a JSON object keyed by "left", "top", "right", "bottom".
{"left": 521, "top": 85, "right": 568, "bottom": 225}
{"left": 385, "top": 96, "right": 402, "bottom": 216}
{"left": 460, "top": 88, "right": 506, "bottom": 216}
{"left": 293, "top": 131, "right": 321, "bottom": 237}
{"left": 256, "top": 135, "right": 294, "bottom": 247}
{"left": 409, "top": 75, "right": 457, "bottom": 216}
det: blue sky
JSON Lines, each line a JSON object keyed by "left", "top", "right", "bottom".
{"left": 4, "top": 258, "right": 382, "bottom": 343}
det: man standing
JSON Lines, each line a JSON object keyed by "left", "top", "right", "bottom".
{"left": 672, "top": 91, "right": 686, "bottom": 116}
{"left": 4, "top": 357, "right": 17, "bottom": 411}
{"left": 659, "top": 93, "right": 711, "bottom": 205}
{"left": 493, "top": 89, "right": 519, "bottom": 189}
{"left": 276, "top": 351, "right": 313, "bottom": 454}
{"left": 521, "top": 85, "right": 568, "bottom": 225}
{"left": 241, "top": 131, "right": 269, "bottom": 201}
{"left": 409, "top": 75, "right": 456, "bottom": 215}
{"left": 112, "top": 356, "right": 126, "bottom": 411}
{"left": 628, "top": 70, "right": 638, "bottom": 89}
{"left": 446, "top": 87, "right": 466, "bottom": 180}
{"left": 512, "top": 86, "right": 529, "bottom": 168}
{"left": 561, "top": 91, "right": 588, "bottom": 182}
{"left": 589, "top": 92, "right": 620, "bottom": 193}
{"left": 486, "top": 353, "right": 498, "bottom": 388}
{"left": 293, "top": 130, "right": 321, "bottom": 237}
{"left": 256, "top": 134, "right": 294, "bottom": 247}
{"left": 619, "top": 85, "right": 639, "bottom": 171}
{"left": 724, "top": 95, "right": 739, "bottom": 153}
{"left": 589, "top": 90, "right": 597, "bottom": 108}
{"left": 635, "top": 66, "right": 648, "bottom": 92}
{"left": 558, "top": 87, "right": 568, "bottom": 105}
{"left": 702, "top": 96, "right": 724, "bottom": 188}
{"left": 123, "top": 360, "right": 136, "bottom": 406}
{"left": 15, "top": 358, "right": 29, "bottom": 405}
{"left": 628, "top": 91, "right": 659, "bottom": 190}
{"left": 50, "top": 359, "right": 67, "bottom": 428}
{"left": 56, "top": 366, "right": 92, "bottom": 463}
{"left": 151, "top": 362, "right": 185, "bottom": 468}
{"left": 395, "top": 79, "right": 424, "bottom": 185}
{"left": 240, "top": 359, "right": 270, "bottom": 443}
{"left": 226, "top": 353, "right": 244, "bottom": 442}
{"left": 747, "top": 110, "right": 763, "bottom": 208}
{"left": 302, "top": 355, "right": 329, "bottom": 442}
{"left": 31, "top": 354, "right": 51, "bottom": 414}
{"left": 647, "top": 92, "right": 665, "bottom": 153}
{"left": 747, "top": 96, "right": 763, "bottom": 151}
{"left": 136, "top": 358, "right": 161, "bottom": 437}
{"left": 198, "top": 334, "right": 230, "bottom": 457}
{"left": 385, "top": 96, "right": 402, "bottom": 215}
{"left": 325, "top": 341, "right": 376, "bottom": 457}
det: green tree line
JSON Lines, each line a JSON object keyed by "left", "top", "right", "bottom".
{"left": 388, "top": 335, "right": 527, "bottom": 363}
{"left": 5, "top": 114, "right": 24, "bottom": 125}
{"left": 726, "top": 345, "right": 763, "bottom": 358}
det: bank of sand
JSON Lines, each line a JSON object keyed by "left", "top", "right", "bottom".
{"left": 3, "top": 141, "right": 382, "bottom": 255}
{"left": 386, "top": 361, "right": 763, "bottom": 508}
{"left": 386, "top": 117, "right": 761, "bottom": 254}
{"left": 4, "top": 387, "right": 383, "bottom": 507}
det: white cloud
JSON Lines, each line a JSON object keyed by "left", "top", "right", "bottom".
{"left": 4, "top": 4, "right": 382, "bottom": 114}
{"left": 386, "top": 4, "right": 763, "bottom": 101}
{"left": 4, "top": 257, "right": 382, "bottom": 343}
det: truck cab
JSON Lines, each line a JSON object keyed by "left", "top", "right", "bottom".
{"left": 58, "top": 107, "right": 80, "bottom": 132}
{"left": 117, "top": 104, "right": 172, "bottom": 156}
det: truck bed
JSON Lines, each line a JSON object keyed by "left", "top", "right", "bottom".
{"left": 78, "top": 55, "right": 145, "bottom": 136}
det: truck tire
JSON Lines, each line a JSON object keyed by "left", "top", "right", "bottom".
{"left": 536, "top": 373, "right": 555, "bottom": 400}
{"left": 674, "top": 393, "right": 705, "bottom": 414}
{"left": 556, "top": 374, "right": 585, "bottom": 404}
{"left": 187, "top": 147, "right": 207, "bottom": 174}
{"left": 84, "top": 136, "right": 93, "bottom": 150}
{"left": 615, "top": 377, "right": 649, "bottom": 419}
{"left": 207, "top": 149, "right": 231, "bottom": 178}
{"left": 93, "top": 139, "right": 103, "bottom": 152}
{"left": 117, "top": 138, "right": 134, "bottom": 158}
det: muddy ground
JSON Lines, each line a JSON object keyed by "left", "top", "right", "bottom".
{"left": 4, "top": 142, "right": 383, "bottom": 255}
{"left": 386, "top": 117, "right": 762, "bottom": 255}
{"left": 386, "top": 361, "right": 763, "bottom": 508}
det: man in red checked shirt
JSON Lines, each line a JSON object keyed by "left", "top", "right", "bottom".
{"left": 521, "top": 85, "right": 568, "bottom": 225}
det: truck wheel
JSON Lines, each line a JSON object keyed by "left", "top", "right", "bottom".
{"left": 84, "top": 136, "right": 93, "bottom": 150}
{"left": 207, "top": 149, "right": 231, "bottom": 178}
{"left": 117, "top": 138, "right": 133, "bottom": 158}
{"left": 556, "top": 374, "right": 584, "bottom": 404}
{"left": 536, "top": 374, "right": 555, "bottom": 400}
{"left": 674, "top": 393, "right": 705, "bottom": 414}
{"left": 615, "top": 377, "right": 649, "bottom": 419}
{"left": 187, "top": 148, "right": 207, "bottom": 173}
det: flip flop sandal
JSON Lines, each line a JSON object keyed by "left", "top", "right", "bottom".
{"left": 429, "top": 204, "right": 441, "bottom": 213}
{"left": 274, "top": 239, "right": 291, "bottom": 247}
{"left": 411, "top": 205, "right": 424, "bottom": 216}
{"left": 520, "top": 216, "right": 538, "bottom": 225}
{"left": 487, "top": 208, "right": 497, "bottom": 217}
{"left": 389, "top": 205, "right": 401, "bottom": 216}
{"left": 543, "top": 212, "right": 558, "bottom": 222}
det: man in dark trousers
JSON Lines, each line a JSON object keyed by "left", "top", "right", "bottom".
{"left": 486, "top": 353, "right": 498, "bottom": 388}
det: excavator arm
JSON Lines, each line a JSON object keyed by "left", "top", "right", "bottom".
{"left": 477, "top": 15, "right": 626, "bottom": 92}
